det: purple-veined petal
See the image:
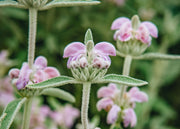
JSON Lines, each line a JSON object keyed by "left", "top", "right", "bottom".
{"left": 111, "top": 17, "right": 130, "bottom": 30}
{"left": 123, "top": 108, "right": 137, "bottom": 128}
{"left": 94, "top": 42, "right": 116, "bottom": 56}
{"left": 34, "top": 56, "right": 47, "bottom": 69}
{"left": 96, "top": 98, "right": 114, "bottom": 111}
{"left": 97, "top": 83, "right": 118, "bottom": 98}
{"left": 136, "top": 24, "right": 151, "bottom": 44}
{"left": 128, "top": 87, "right": 148, "bottom": 103}
{"left": 16, "top": 63, "right": 32, "bottom": 90}
{"left": 142, "top": 21, "right": 158, "bottom": 38}
{"left": 107, "top": 105, "right": 121, "bottom": 124}
{"left": 117, "top": 22, "right": 132, "bottom": 41}
{"left": 63, "top": 42, "right": 86, "bottom": 58}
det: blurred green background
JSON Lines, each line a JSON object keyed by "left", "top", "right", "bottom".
{"left": 0, "top": 0, "right": 180, "bottom": 128}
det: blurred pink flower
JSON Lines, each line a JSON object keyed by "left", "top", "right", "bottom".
{"left": 111, "top": 17, "right": 158, "bottom": 45}
{"left": 96, "top": 83, "right": 148, "bottom": 127}
{"left": 63, "top": 42, "right": 116, "bottom": 69}
{"left": 123, "top": 108, "right": 137, "bottom": 128}
{"left": 0, "top": 77, "right": 15, "bottom": 107}
{"left": 107, "top": 105, "right": 121, "bottom": 124}
{"left": 9, "top": 56, "right": 60, "bottom": 90}
{"left": 50, "top": 105, "right": 80, "bottom": 128}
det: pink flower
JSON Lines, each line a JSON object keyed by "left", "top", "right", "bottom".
{"left": 96, "top": 97, "right": 114, "bottom": 111}
{"left": 123, "top": 108, "right": 137, "bottom": 128}
{"left": 97, "top": 83, "right": 118, "bottom": 98}
{"left": 127, "top": 87, "right": 148, "bottom": 103}
{"left": 9, "top": 56, "right": 60, "bottom": 90}
{"left": 50, "top": 105, "right": 80, "bottom": 128}
{"left": 63, "top": 42, "right": 116, "bottom": 69}
{"left": 111, "top": 17, "right": 158, "bottom": 45}
{"left": 107, "top": 105, "right": 121, "bottom": 124}
{"left": 0, "top": 77, "right": 15, "bottom": 107}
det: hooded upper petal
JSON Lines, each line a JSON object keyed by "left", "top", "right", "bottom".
{"left": 128, "top": 87, "right": 148, "bottom": 103}
{"left": 97, "top": 83, "right": 118, "bottom": 98}
{"left": 63, "top": 42, "right": 86, "bottom": 58}
{"left": 96, "top": 98, "right": 114, "bottom": 111}
{"left": 123, "top": 108, "right": 137, "bottom": 128}
{"left": 111, "top": 17, "right": 130, "bottom": 30}
{"left": 44, "top": 67, "right": 60, "bottom": 79}
{"left": 142, "top": 21, "right": 158, "bottom": 38}
{"left": 34, "top": 56, "right": 47, "bottom": 69}
{"left": 94, "top": 42, "right": 116, "bottom": 56}
{"left": 107, "top": 105, "right": 121, "bottom": 124}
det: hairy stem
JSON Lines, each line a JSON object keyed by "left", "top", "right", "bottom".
{"left": 21, "top": 98, "right": 33, "bottom": 129}
{"left": 81, "top": 82, "right": 91, "bottom": 129}
{"left": 119, "top": 55, "right": 132, "bottom": 105}
{"left": 28, "top": 8, "right": 37, "bottom": 68}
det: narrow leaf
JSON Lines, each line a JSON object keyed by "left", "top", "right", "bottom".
{"left": 0, "top": 0, "right": 26, "bottom": 8}
{"left": 26, "top": 76, "right": 79, "bottom": 89}
{"left": 85, "top": 28, "right": 93, "bottom": 45}
{"left": 0, "top": 98, "right": 27, "bottom": 129}
{"left": 96, "top": 74, "right": 148, "bottom": 86}
{"left": 133, "top": 53, "right": 180, "bottom": 60}
{"left": 41, "top": 88, "right": 75, "bottom": 103}
{"left": 40, "top": 0, "right": 100, "bottom": 10}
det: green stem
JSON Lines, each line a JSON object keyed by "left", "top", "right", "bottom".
{"left": 28, "top": 8, "right": 37, "bottom": 68}
{"left": 21, "top": 98, "right": 33, "bottom": 129}
{"left": 119, "top": 55, "right": 132, "bottom": 105}
{"left": 81, "top": 82, "right": 91, "bottom": 129}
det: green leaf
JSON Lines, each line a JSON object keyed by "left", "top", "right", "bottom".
{"left": 40, "top": 0, "right": 100, "bottom": 10}
{"left": 0, "top": 0, "right": 26, "bottom": 8}
{"left": 26, "top": 76, "right": 79, "bottom": 89}
{"left": 41, "top": 88, "right": 75, "bottom": 103}
{"left": 0, "top": 98, "right": 27, "bottom": 129}
{"left": 84, "top": 28, "right": 93, "bottom": 45}
{"left": 133, "top": 53, "right": 180, "bottom": 60}
{"left": 97, "top": 74, "right": 148, "bottom": 86}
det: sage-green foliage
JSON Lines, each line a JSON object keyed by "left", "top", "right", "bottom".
{"left": 0, "top": 0, "right": 180, "bottom": 128}
{"left": 0, "top": 98, "right": 26, "bottom": 129}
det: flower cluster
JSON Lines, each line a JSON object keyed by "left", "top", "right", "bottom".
{"left": 50, "top": 105, "right": 80, "bottom": 128}
{"left": 97, "top": 83, "right": 148, "bottom": 127}
{"left": 9, "top": 56, "right": 60, "bottom": 90}
{"left": 63, "top": 42, "right": 116, "bottom": 69}
{"left": 63, "top": 41, "right": 116, "bottom": 81}
{"left": 111, "top": 16, "right": 158, "bottom": 45}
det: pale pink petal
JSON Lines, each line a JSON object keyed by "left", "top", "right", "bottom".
{"left": 40, "top": 106, "right": 50, "bottom": 117}
{"left": 123, "top": 108, "right": 137, "bottom": 128}
{"left": 79, "top": 57, "right": 88, "bottom": 68}
{"left": 94, "top": 42, "right": 116, "bottom": 56}
{"left": 44, "top": 67, "right": 60, "bottom": 79}
{"left": 136, "top": 24, "right": 151, "bottom": 44}
{"left": 33, "top": 70, "right": 48, "bottom": 83}
{"left": 107, "top": 105, "right": 121, "bottom": 124}
{"left": 96, "top": 98, "right": 114, "bottom": 111}
{"left": 117, "top": 22, "right": 132, "bottom": 41}
{"left": 63, "top": 42, "right": 86, "bottom": 58}
{"left": 8, "top": 68, "right": 20, "bottom": 79}
{"left": 142, "top": 21, "right": 158, "bottom": 38}
{"left": 93, "top": 56, "right": 111, "bottom": 69}
{"left": 34, "top": 56, "right": 47, "bottom": 69}
{"left": 16, "top": 63, "right": 32, "bottom": 90}
{"left": 97, "top": 83, "right": 118, "bottom": 98}
{"left": 111, "top": 17, "right": 130, "bottom": 30}
{"left": 128, "top": 87, "right": 148, "bottom": 103}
